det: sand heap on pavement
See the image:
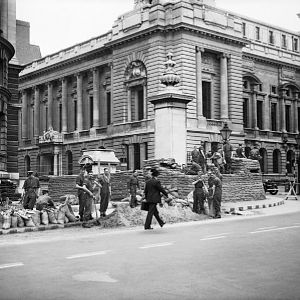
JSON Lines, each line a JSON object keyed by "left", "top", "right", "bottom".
{"left": 97, "top": 202, "right": 208, "bottom": 228}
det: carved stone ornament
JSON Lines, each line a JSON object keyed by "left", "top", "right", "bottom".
{"left": 42, "top": 127, "right": 59, "bottom": 142}
{"left": 160, "top": 52, "right": 180, "bottom": 87}
{"left": 124, "top": 60, "right": 146, "bottom": 82}
{"left": 280, "top": 67, "right": 296, "bottom": 82}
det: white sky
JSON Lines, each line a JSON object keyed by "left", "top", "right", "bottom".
{"left": 16, "top": 0, "right": 300, "bottom": 57}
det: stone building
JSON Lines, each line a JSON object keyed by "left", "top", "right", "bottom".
{"left": 0, "top": 0, "right": 41, "bottom": 179}
{"left": 18, "top": 0, "right": 300, "bottom": 178}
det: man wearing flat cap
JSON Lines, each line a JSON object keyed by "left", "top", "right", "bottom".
{"left": 23, "top": 171, "right": 40, "bottom": 209}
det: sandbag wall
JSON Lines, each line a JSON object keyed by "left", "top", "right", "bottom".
{"left": 46, "top": 158, "right": 266, "bottom": 203}
{"left": 48, "top": 175, "right": 78, "bottom": 202}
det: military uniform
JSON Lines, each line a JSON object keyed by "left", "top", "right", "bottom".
{"left": 23, "top": 174, "right": 40, "bottom": 209}
{"left": 128, "top": 175, "right": 140, "bottom": 208}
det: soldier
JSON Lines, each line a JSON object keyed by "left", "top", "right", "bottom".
{"left": 75, "top": 165, "right": 87, "bottom": 221}
{"left": 98, "top": 167, "right": 111, "bottom": 217}
{"left": 192, "top": 172, "right": 207, "bottom": 214}
{"left": 223, "top": 141, "right": 233, "bottom": 174}
{"left": 22, "top": 171, "right": 40, "bottom": 209}
{"left": 236, "top": 143, "right": 246, "bottom": 158}
{"left": 198, "top": 145, "right": 207, "bottom": 173}
{"left": 208, "top": 171, "right": 222, "bottom": 218}
{"left": 128, "top": 170, "right": 140, "bottom": 208}
{"left": 191, "top": 146, "right": 200, "bottom": 163}
{"left": 82, "top": 172, "right": 96, "bottom": 228}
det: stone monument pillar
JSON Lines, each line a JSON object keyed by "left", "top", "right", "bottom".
{"left": 148, "top": 52, "right": 193, "bottom": 165}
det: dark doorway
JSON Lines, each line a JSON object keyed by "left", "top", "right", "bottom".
{"left": 133, "top": 143, "right": 140, "bottom": 170}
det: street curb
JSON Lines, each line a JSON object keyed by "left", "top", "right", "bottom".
{"left": 0, "top": 222, "right": 81, "bottom": 235}
{"left": 0, "top": 200, "right": 286, "bottom": 235}
{"left": 225, "top": 200, "right": 285, "bottom": 214}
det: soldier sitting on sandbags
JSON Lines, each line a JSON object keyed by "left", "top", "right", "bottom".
{"left": 36, "top": 190, "right": 56, "bottom": 211}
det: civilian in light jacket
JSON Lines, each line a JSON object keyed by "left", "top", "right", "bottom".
{"left": 144, "top": 168, "right": 169, "bottom": 230}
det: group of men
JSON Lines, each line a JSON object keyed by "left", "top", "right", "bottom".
{"left": 75, "top": 164, "right": 111, "bottom": 228}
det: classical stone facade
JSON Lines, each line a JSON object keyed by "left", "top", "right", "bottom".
{"left": 0, "top": 0, "right": 41, "bottom": 180}
{"left": 18, "top": 0, "right": 300, "bottom": 178}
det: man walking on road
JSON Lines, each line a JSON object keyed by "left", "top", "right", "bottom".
{"left": 144, "top": 168, "right": 170, "bottom": 230}
{"left": 98, "top": 167, "right": 111, "bottom": 217}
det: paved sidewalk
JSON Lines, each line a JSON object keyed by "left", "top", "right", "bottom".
{"left": 222, "top": 196, "right": 287, "bottom": 213}
{"left": 1, "top": 195, "right": 298, "bottom": 235}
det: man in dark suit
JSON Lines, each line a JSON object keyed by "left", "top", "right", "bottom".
{"left": 144, "top": 168, "right": 169, "bottom": 230}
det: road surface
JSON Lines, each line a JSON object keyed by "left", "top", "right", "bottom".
{"left": 0, "top": 201, "right": 300, "bottom": 300}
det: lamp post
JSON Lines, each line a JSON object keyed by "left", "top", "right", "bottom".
{"left": 220, "top": 122, "right": 232, "bottom": 143}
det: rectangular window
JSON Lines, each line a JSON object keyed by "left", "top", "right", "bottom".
{"left": 202, "top": 81, "right": 211, "bottom": 119}
{"left": 269, "top": 30, "right": 274, "bottom": 44}
{"left": 293, "top": 37, "right": 299, "bottom": 52}
{"left": 133, "top": 143, "right": 140, "bottom": 170}
{"left": 137, "top": 88, "right": 144, "bottom": 121}
{"left": 59, "top": 103, "right": 62, "bottom": 132}
{"left": 242, "top": 22, "right": 246, "bottom": 36}
{"left": 106, "top": 92, "right": 111, "bottom": 125}
{"left": 255, "top": 26, "right": 260, "bottom": 41}
{"left": 74, "top": 101, "right": 77, "bottom": 130}
{"left": 257, "top": 101, "right": 263, "bottom": 130}
{"left": 243, "top": 98, "right": 249, "bottom": 128}
{"left": 90, "top": 96, "right": 93, "bottom": 128}
{"left": 271, "top": 85, "right": 277, "bottom": 94}
{"left": 282, "top": 34, "right": 287, "bottom": 48}
{"left": 271, "top": 103, "right": 277, "bottom": 131}
{"left": 286, "top": 105, "right": 291, "bottom": 132}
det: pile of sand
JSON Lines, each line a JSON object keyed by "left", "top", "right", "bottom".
{"left": 96, "top": 202, "right": 208, "bottom": 228}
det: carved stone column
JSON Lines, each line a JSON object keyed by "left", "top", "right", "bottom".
{"left": 61, "top": 77, "right": 68, "bottom": 133}
{"left": 220, "top": 53, "right": 229, "bottom": 121}
{"left": 92, "top": 68, "right": 100, "bottom": 128}
{"left": 34, "top": 86, "right": 40, "bottom": 137}
{"left": 196, "top": 46, "right": 206, "bottom": 125}
{"left": 294, "top": 92, "right": 300, "bottom": 133}
{"left": 251, "top": 84, "right": 258, "bottom": 130}
{"left": 263, "top": 96, "right": 270, "bottom": 131}
{"left": 127, "top": 86, "right": 132, "bottom": 122}
{"left": 76, "top": 73, "right": 83, "bottom": 131}
{"left": 21, "top": 90, "right": 28, "bottom": 140}
{"left": 279, "top": 88, "right": 287, "bottom": 132}
{"left": 47, "top": 82, "right": 53, "bottom": 129}
{"left": 128, "top": 144, "right": 134, "bottom": 170}
{"left": 140, "top": 143, "right": 146, "bottom": 169}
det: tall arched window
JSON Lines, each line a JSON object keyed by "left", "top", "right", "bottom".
{"left": 272, "top": 149, "right": 281, "bottom": 173}
{"left": 24, "top": 155, "right": 31, "bottom": 174}
{"left": 124, "top": 60, "right": 147, "bottom": 122}
{"left": 66, "top": 150, "right": 73, "bottom": 175}
{"left": 259, "top": 148, "right": 268, "bottom": 173}
{"left": 243, "top": 74, "right": 262, "bottom": 129}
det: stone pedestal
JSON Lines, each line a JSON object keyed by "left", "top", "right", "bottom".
{"left": 149, "top": 91, "right": 192, "bottom": 165}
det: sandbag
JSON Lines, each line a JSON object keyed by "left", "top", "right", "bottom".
{"left": 31, "top": 210, "right": 41, "bottom": 226}
{"left": 25, "top": 217, "right": 35, "bottom": 227}
{"left": 64, "top": 216, "right": 69, "bottom": 223}
{"left": 57, "top": 210, "right": 65, "bottom": 225}
{"left": 0, "top": 214, "right": 4, "bottom": 228}
{"left": 11, "top": 215, "right": 18, "bottom": 228}
{"left": 65, "top": 205, "right": 76, "bottom": 222}
{"left": 47, "top": 210, "right": 57, "bottom": 224}
{"left": 41, "top": 211, "right": 49, "bottom": 225}
{"left": 2, "top": 214, "right": 11, "bottom": 229}
{"left": 17, "top": 215, "right": 25, "bottom": 227}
